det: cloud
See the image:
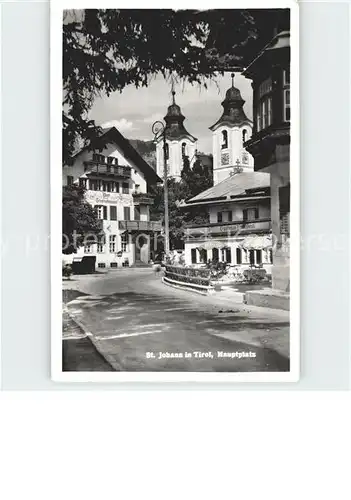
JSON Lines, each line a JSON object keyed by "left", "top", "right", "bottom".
{"left": 141, "top": 113, "right": 164, "bottom": 124}
{"left": 100, "top": 118, "right": 136, "bottom": 132}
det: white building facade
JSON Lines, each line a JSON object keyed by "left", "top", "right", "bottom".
{"left": 182, "top": 172, "right": 273, "bottom": 274}
{"left": 156, "top": 91, "right": 197, "bottom": 181}
{"left": 182, "top": 74, "right": 272, "bottom": 273}
{"left": 62, "top": 127, "right": 162, "bottom": 269}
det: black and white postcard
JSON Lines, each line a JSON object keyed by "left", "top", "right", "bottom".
{"left": 51, "top": 1, "right": 299, "bottom": 381}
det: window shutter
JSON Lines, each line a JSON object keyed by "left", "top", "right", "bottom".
{"left": 124, "top": 207, "right": 130, "bottom": 220}
{"left": 103, "top": 206, "right": 107, "bottom": 220}
{"left": 217, "top": 212, "right": 222, "bottom": 223}
{"left": 255, "top": 208, "right": 259, "bottom": 219}
{"left": 243, "top": 209, "right": 248, "bottom": 221}
{"left": 110, "top": 206, "right": 117, "bottom": 221}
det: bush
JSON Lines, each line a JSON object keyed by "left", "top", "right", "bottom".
{"left": 62, "top": 264, "right": 72, "bottom": 279}
{"left": 206, "top": 260, "right": 228, "bottom": 280}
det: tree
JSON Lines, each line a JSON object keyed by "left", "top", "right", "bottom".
{"left": 63, "top": 8, "right": 290, "bottom": 163}
{"left": 150, "top": 154, "right": 214, "bottom": 249}
{"left": 181, "top": 154, "right": 213, "bottom": 198}
{"left": 62, "top": 185, "right": 102, "bottom": 254}
{"left": 150, "top": 178, "right": 190, "bottom": 250}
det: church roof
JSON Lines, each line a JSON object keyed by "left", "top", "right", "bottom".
{"left": 209, "top": 74, "right": 252, "bottom": 131}
{"left": 163, "top": 91, "right": 197, "bottom": 142}
{"left": 184, "top": 172, "right": 270, "bottom": 206}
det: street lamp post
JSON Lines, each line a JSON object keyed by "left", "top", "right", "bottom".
{"left": 152, "top": 120, "right": 170, "bottom": 257}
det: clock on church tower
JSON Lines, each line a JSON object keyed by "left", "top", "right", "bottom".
{"left": 209, "top": 73, "right": 254, "bottom": 185}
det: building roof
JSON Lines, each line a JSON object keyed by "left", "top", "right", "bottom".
{"left": 163, "top": 91, "right": 197, "bottom": 142}
{"left": 209, "top": 74, "right": 252, "bottom": 131}
{"left": 243, "top": 31, "right": 290, "bottom": 79}
{"left": 72, "top": 126, "right": 162, "bottom": 184}
{"left": 184, "top": 171, "right": 270, "bottom": 205}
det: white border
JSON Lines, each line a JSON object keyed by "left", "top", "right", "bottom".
{"left": 51, "top": 0, "right": 300, "bottom": 383}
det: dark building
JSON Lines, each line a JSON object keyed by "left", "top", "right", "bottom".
{"left": 243, "top": 28, "right": 291, "bottom": 305}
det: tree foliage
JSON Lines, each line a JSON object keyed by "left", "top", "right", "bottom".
{"left": 150, "top": 154, "right": 214, "bottom": 249}
{"left": 62, "top": 185, "right": 102, "bottom": 254}
{"left": 63, "top": 8, "right": 290, "bottom": 163}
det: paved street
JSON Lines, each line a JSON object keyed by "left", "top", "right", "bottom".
{"left": 63, "top": 269, "right": 290, "bottom": 372}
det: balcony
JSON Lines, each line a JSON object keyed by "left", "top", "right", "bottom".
{"left": 132, "top": 193, "right": 155, "bottom": 206}
{"left": 118, "top": 220, "right": 162, "bottom": 232}
{"left": 185, "top": 219, "right": 271, "bottom": 238}
{"left": 84, "top": 161, "right": 131, "bottom": 178}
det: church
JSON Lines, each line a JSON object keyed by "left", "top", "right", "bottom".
{"left": 155, "top": 90, "right": 197, "bottom": 180}
{"left": 179, "top": 74, "right": 273, "bottom": 271}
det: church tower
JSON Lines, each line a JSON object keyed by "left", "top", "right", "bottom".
{"left": 209, "top": 74, "right": 254, "bottom": 185}
{"left": 156, "top": 91, "right": 197, "bottom": 181}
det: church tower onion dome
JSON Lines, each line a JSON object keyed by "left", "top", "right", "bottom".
{"left": 209, "top": 74, "right": 251, "bottom": 131}
{"left": 164, "top": 91, "right": 197, "bottom": 142}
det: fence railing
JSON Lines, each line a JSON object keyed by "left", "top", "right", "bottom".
{"left": 163, "top": 265, "right": 214, "bottom": 294}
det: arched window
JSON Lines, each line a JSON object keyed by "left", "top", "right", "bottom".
{"left": 181, "top": 142, "right": 186, "bottom": 157}
{"left": 165, "top": 143, "right": 169, "bottom": 160}
{"left": 221, "top": 130, "right": 228, "bottom": 149}
{"left": 242, "top": 129, "right": 248, "bottom": 144}
{"left": 212, "top": 248, "right": 219, "bottom": 262}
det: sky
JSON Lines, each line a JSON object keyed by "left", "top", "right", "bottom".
{"left": 89, "top": 71, "right": 252, "bottom": 154}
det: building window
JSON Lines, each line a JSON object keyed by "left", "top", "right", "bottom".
{"left": 122, "top": 182, "right": 129, "bottom": 194}
{"left": 269, "top": 249, "right": 273, "bottom": 263}
{"left": 109, "top": 235, "right": 116, "bottom": 253}
{"left": 89, "top": 179, "right": 97, "bottom": 191}
{"left": 227, "top": 211, "right": 233, "bottom": 222}
{"left": 121, "top": 233, "right": 128, "bottom": 252}
{"left": 181, "top": 143, "right": 186, "bottom": 157}
{"left": 223, "top": 247, "right": 231, "bottom": 263}
{"left": 256, "top": 77, "right": 273, "bottom": 132}
{"left": 257, "top": 96, "right": 272, "bottom": 132}
{"left": 280, "top": 212, "right": 290, "bottom": 235}
{"left": 110, "top": 262, "right": 118, "bottom": 268}
{"left": 236, "top": 247, "right": 242, "bottom": 265}
{"left": 110, "top": 206, "right": 117, "bottom": 221}
{"left": 283, "top": 68, "right": 290, "bottom": 122}
{"left": 221, "top": 130, "right": 228, "bottom": 149}
{"left": 199, "top": 249, "right": 207, "bottom": 264}
{"left": 165, "top": 143, "right": 169, "bottom": 160}
{"left": 97, "top": 243, "right": 105, "bottom": 253}
{"left": 256, "top": 249, "right": 262, "bottom": 265}
{"left": 98, "top": 263, "right": 106, "bottom": 268}
{"left": 212, "top": 248, "right": 219, "bottom": 262}
{"left": 79, "top": 178, "right": 87, "bottom": 189}
{"left": 123, "top": 206, "right": 130, "bottom": 221}
{"left": 217, "top": 212, "right": 223, "bottom": 223}
{"left": 249, "top": 249, "right": 255, "bottom": 265}
{"left": 96, "top": 205, "right": 107, "bottom": 220}
{"left": 242, "top": 129, "right": 248, "bottom": 144}
{"left": 134, "top": 206, "right": 141, "bottom": 221}
{"left": 67, "top": 175, "right": 74, "bottom": 186}
{"left": 191, "top": 248, "right": 197, "bottom": 264}
{"left": 243, "top": 207, "right": 259, "bottom": 221}
{"left": 283, "top": 69, "right": 290, "bottom": 86}
{"left": 283, "top": 89, "right": 290, "bottom": 122}
{"left": 84, "top": 244, "right": 93, "bottom": 254}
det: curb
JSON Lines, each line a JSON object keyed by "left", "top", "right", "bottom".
{"left": 64, "top": 301, "right": 122, "bottom": 372}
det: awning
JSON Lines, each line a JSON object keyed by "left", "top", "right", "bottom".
{"left": 238, "top": 235, "right": 272, "bottom": 250}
